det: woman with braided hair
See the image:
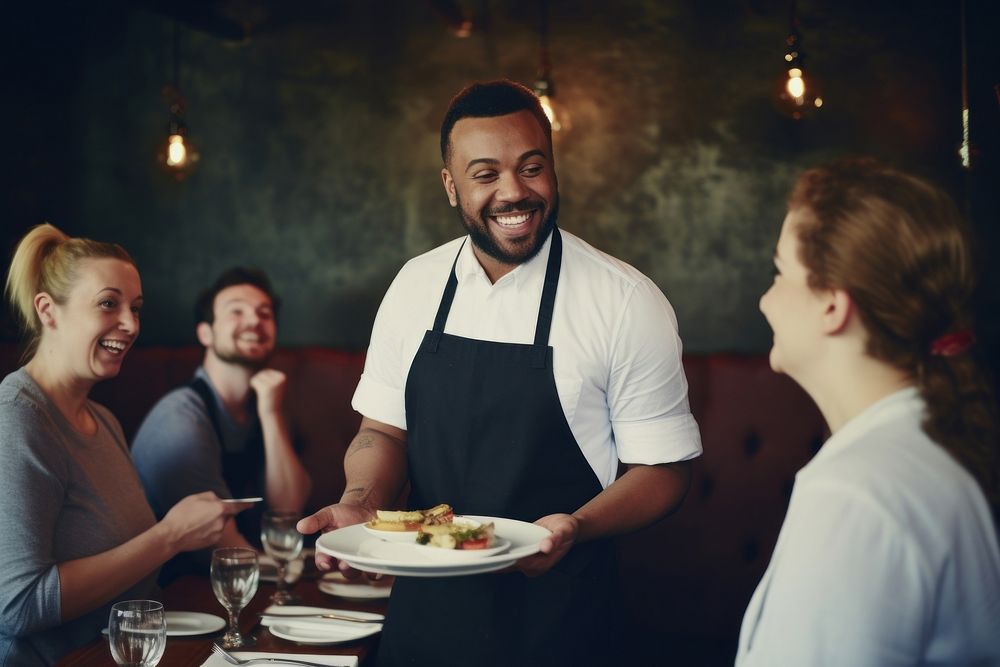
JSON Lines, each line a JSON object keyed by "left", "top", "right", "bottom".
{"left": 737, "top": 158, "right": 1000, "bottom": 665}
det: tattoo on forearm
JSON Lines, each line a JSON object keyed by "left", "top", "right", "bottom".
{"left": 345, "top": 434, "right": 376, "bottom": 459}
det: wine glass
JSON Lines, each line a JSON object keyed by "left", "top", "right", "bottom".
{"left": 260, "top": 511, "right": 304, "bottom": 605}
{"left": 108, "top": 600, "right": 166, "bottom": 667}
{"left": 210, "top": 547, "right": 259, "bottom": 649}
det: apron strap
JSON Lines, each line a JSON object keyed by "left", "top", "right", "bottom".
{"left": 423, "top": 239, "right": 466, "bottom": 353}
{"left": 189, "top": 377, "right": 223, "bottom": 443}
{"left": 531, "top": 227, "right": 562, "bottom": 368}
{"left": 423, "top": 229, "right": 562, "bottom": 364}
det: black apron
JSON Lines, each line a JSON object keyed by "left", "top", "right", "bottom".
{"left": 189, "top": 377, "right": 265, "bottom": 547}
{"left": 157, "top": 378, "right": 265, "bottom": 585}
{"left": 378, "top": 228, "right": 620, "bottom": 667}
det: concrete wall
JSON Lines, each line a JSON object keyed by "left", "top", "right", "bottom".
{"left": 4, "top": 1, "right": 997, "bottom": 353}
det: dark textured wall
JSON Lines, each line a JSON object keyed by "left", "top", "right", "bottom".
{"left": 4, "top": 0, "right": 998, "bottom": 354}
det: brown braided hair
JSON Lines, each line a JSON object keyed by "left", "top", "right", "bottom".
{"left": 788, "top": 158, "right": 999, "bottom": 506}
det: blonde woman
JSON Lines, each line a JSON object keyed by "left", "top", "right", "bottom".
{"left": 0, "top": 224, "right": 248, "bottom": 665}
{"left": 737, "top": 159, "right": 1000, "bottom": 665}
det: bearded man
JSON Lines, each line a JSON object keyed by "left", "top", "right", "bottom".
{"left": 132, "top": 267, "right": 310, "bottom": 583}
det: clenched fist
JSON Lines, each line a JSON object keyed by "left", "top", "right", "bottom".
{"left": 250, "top": 368, "right": 287, "bottom": 418}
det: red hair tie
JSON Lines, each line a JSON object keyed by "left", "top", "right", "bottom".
{"left": 930, "top": 330, "right": 975, "bottom": 357}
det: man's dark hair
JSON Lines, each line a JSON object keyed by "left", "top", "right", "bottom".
{"left": 440, "top": 79, "right": 552, "bottom": 165}
{"left": 195, "top": 266, "right": 281, "bottom": 325}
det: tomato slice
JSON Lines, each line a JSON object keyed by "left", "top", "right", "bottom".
{"left": 459, "top": 537, "right": 490, "bottom": 550}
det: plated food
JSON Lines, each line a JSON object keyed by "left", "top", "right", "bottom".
{"left": 417, "top": 520, "right": 495, "bottom": 550}
{"left": 367, "top": 503, "right": 454, "bottom": 531}
{"left": 362, "top": 503, "right": 457, "bottom": 542}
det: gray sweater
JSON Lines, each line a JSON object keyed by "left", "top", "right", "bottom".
{"left": 0, "top": 368, "right": 157, "bottom": 666}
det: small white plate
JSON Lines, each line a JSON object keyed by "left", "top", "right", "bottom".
{"left": 102, "top": 611, "right": 225, "bottom": 637}
{"left": 268, "top": 622, "right": 381, "bottom": 646}
{"left": 408, "top": 536, "right": 511, "bottom": 561}
{"left": 221, "top": 651, "right": 357, "bottom": 666}
{"left": 221, "top": 497, "right": 263, "bottom": 503}
{"left": 360, "top": 524, "right": 419, "bottom": 543}
{"left": 317, "top": 515, "right": 549, "bottom": 577}
{"left": 318, "top": 572, "right": 393, "bottom": 600}
{"left": 165, "top": 611, "right": 226, "bottom": 636}
{"left": 261, "top": 605, "right": 382, "bottom": 646}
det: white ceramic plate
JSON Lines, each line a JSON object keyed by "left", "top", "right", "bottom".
{"left": 261, "top": 605, "right": 382, "bottom": 646}
{"left": 316, "top": 516, "right": 549, "bottom": 577}
{"left": 102, "top": 611, "right": 225, "bottom": 637}
{"left": 221, "top": 653, "right": 356, "bottom": 667}
{"left": 318, "top": 573, "right": 393, "bottom": 600}
{"left": 165, "top": 611, "right": 226, "bottom": 636}
{"left": 359, "top": 524, "right": 419, "bottom": 543}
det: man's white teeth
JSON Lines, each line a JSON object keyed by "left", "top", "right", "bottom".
{"left": 100, "top": 340, "right": 126, "bottom": 353}
{"left": 494, "top": 212, "right": 531, "bottom": 226}
{"left": 238, "top": 333, "right": 261, "bottom": 342}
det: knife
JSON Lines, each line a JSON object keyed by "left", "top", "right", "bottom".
{"left": 260, "top": 612, "right": 384, "bottom": 624}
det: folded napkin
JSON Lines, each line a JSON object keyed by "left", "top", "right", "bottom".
{"left": 200, "top": 651, "right": 357, "bottom": 667}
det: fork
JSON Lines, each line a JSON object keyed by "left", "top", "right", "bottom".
{"left": 211, "top": 642, "right": 338, "bottom": 667}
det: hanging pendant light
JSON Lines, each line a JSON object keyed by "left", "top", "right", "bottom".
{"left": 775, "top": 1, "right": 823, "bottom": 120}
{"left": 957, "top": 0, "right": 972, "bottom": 169}
{"left": 158, "top": 22, "right": 198, "bottom": 179}
{"left": 532, "top": 0, "right": 567, "bottom": 132}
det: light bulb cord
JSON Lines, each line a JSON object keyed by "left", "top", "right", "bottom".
{"left": 538, "top": 0, "right": 551, "bottom": 79}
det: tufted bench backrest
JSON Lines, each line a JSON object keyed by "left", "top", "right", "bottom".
{"left": 1, "top": 344, "right": 826, "bottom": 661}
{"left": 616, "top": 354, "right": 826, "bottom": 661}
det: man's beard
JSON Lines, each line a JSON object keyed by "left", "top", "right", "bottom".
{"left": 455, "top": 192, "right": 559, "bottom": 266}
{"left": 212, "top": 339, "right": 271, "bottom": 371}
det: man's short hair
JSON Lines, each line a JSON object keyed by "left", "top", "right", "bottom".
{"left": 195, "top": 267, "right": 281, "bottom": 325}
{"left": 440, "top": 79, "right": 552, "bottom": 165}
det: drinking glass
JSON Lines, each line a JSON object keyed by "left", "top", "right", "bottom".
{"left": 210, "top": 547, "right": 259, "bottom": 649}
{"left": 108, "top": 600, "right": 166, "bottom": 667}
{"left": 260, "top": 511, "right": 304, "bottom": 605}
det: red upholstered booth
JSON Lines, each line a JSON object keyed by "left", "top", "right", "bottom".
{"left": 0, "top": 344, "right": 825, "bottom": 664}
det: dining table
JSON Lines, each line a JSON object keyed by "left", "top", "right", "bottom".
{"left": 57, "top": 567, "right": 390, "bottom": 667}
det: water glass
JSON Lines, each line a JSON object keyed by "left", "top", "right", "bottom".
{"left": 210, "top": 547, "right": 259, "bottom": 649}
{"left": 108, "top": 600, "right": 166, "bottom": 667}
{"left": 260, "top": 511, "right": 304, "bottom": 605}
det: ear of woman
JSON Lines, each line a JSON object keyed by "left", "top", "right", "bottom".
{"left": 33, "top": 292, "right": 57, "bottom": 329}
{"left": 820, "top": 288, "right": 853, "bottom": 336}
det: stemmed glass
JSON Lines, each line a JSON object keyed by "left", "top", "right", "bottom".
{"left": 108, "top": 600, "right": 166, "bottom": 667}
{"left": 210, "top": 547, "right": 259, "bottom": 649}
{"left": 260, "top": 511, "right": 304, "bottom": 605}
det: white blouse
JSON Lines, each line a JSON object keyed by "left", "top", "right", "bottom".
{"left": 737, "top": 387, "right": 1000, "bottom": 666}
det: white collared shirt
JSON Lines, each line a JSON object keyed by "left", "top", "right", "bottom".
{"left": 737, "top": 388, "right": 1000, "bottom": 666}
{"left": 352, "top": 229, "right": 702, "bottom": 487}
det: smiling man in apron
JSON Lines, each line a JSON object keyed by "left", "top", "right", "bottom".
{"left": 299, "top": 80, "right": 703, "bottom": 666}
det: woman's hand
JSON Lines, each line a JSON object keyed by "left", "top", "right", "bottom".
{"left": 159, "top": 491, "right": 249, "bottom": 555}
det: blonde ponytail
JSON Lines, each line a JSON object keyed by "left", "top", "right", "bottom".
{"left": 4, "top": 223, "right": 133, "bottom": 361}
